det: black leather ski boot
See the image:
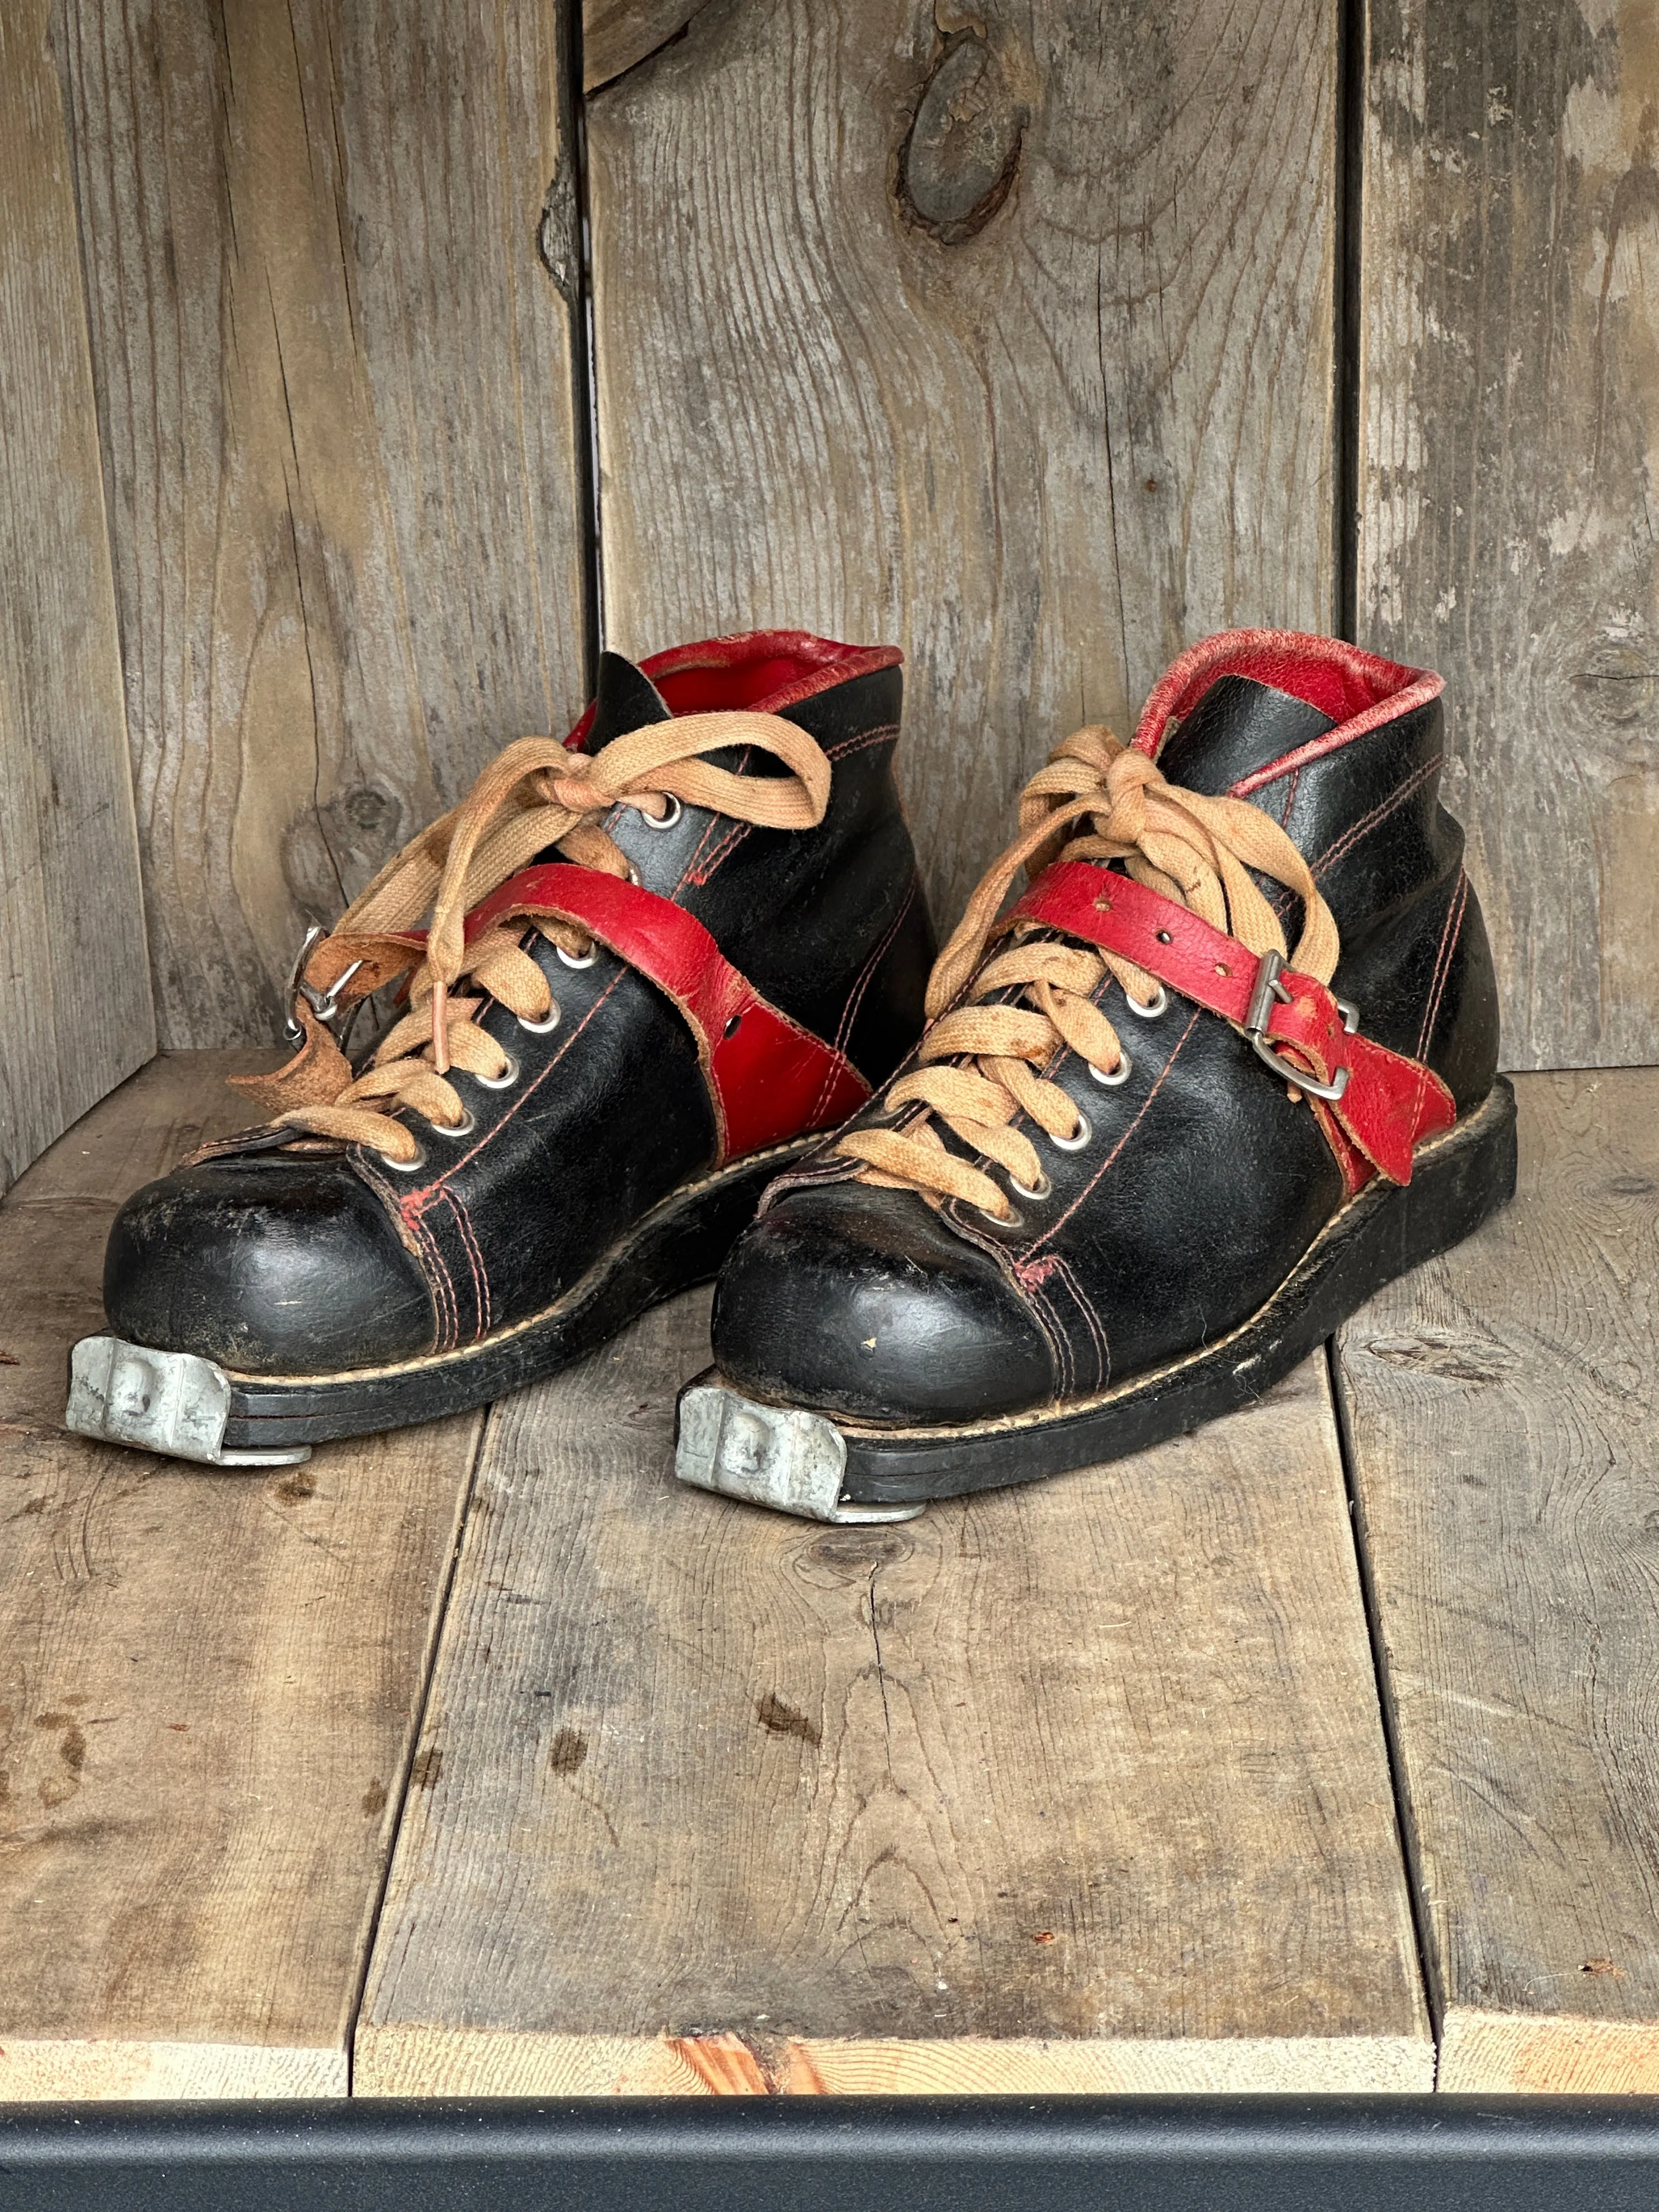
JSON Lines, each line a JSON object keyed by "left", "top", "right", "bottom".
{"left": 678, "top": 629, "right": 1515, "bottom": 1523}
{"left": 69, "top": 631, "right": 935, "bottom": 1466}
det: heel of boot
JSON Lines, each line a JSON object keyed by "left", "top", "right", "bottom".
{"left": 1387, "top": 1074, "right": 1517, "bottom": 1280}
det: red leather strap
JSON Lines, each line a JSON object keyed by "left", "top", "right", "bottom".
{"left": 1007, "top": 862, "right": 1455, "bottom": 1187}
{"left": 462, "top": 864, "right": 871, "bottom": 1161}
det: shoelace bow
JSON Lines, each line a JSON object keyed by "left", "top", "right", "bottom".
{"left": 256, "top": 712, "right": 832, "bottom": 1164}
{"left": 834, "top": 725, "right": 1342, "bottom": 1221}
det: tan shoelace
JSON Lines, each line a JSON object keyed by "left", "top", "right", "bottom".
{"left": 263, "top": 712, "right": 832, "bottom": 1164}
{"left": 834, "top": 725, "right": 1341, "bottom": 1221}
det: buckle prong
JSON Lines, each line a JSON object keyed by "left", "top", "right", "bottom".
{"left": 1243, "top": 947, "right": 1354, "bottom": 1105}
{"left": 283, "top": 924, "right": 365, "bottom": 1048}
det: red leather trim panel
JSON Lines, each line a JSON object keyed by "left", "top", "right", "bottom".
{"left": 1130, "top": 628, "right": 1437, "bottom": 759}
{"left": 464, "top": 864, "right": 872, "bottom": 1161}
{"left": 563, "top": 631, "right": 902, "bottom": 749}
{"left": 1008, "top": 862, "right": 1457, "bottom": 1187}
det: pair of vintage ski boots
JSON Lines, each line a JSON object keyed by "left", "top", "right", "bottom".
{"left": 68, "top": 625, "right": 1515, "bottom": 1524}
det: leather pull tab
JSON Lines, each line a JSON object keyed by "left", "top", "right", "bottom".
{"left": 584, "top": 651, "right": 673, "bottom": 752}
{"left": 228, "top": 1000, "right": 354, "bottom": 1116}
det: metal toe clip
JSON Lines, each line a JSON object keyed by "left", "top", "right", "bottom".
{"left": 676, "top": 1381, "right": 924, "bottom": 1525}
{"left": 283, "top": 923, "right": 366, "bottom": 1048}
{"left": 1243, "top": 947, "right": 1359, "bottom": 1105}
{"left": 66, "top": 1336, "right": 311, "bottom": 1468}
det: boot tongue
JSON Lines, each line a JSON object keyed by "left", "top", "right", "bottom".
{"left": 1153, "top": 673, "right": 1335, "bottom": 799}
{"left": 583, "top": 649, "right": 672, "bottom": 752}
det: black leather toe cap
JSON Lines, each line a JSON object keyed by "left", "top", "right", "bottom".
{"left": 710, "top": 1181, "right": 1055, "bottom": 1424}
{"left": 104, "top": 1154, "right": 436, "bottom": 1375}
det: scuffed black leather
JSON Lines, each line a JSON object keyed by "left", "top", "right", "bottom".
{"left": 104, "top": 1154, "right": 436, "bottom": 1374}
{"left": 104, "top": 650, "right": 936, "bottom": 1377}
{"left": 711, "top": 1178, "right": 1053, "bottom": 1424}
{"left": 712, "top": 670, "right": 1503, "bottom": 1426}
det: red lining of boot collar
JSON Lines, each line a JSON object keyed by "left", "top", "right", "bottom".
{"left": 1131, "top": 628, "right": 1444, "bottom": 797}
{"left": 563, "top": 630, "right": 902, "bottom": 749}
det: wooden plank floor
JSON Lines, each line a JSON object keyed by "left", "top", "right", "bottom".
{"left": 10, "top": 1057, "right": 1659, "bottom": 2097}
{"left": 1338, "top": 1069, "right": 1659, "bottom": 2092}
{"left": 0, "top": 1055, "right": 482, "bottom": 2098}
{"left": 357, "top": 1301, "right": 1429, "bottom": 2094}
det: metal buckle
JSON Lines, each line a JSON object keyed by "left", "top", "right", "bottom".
{"left": 1243, "top": 948, "right": 1359, "bottom": 1105}
{"left": 283, "top": 924, "right": 366, "bottom": 1048}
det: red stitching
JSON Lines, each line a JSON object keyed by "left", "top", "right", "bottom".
{"left": 1013, "top": 1251, "right": 1108, "bottom": 1395}
{"left": 1041, "top": 1283, "right": 1075, "bottom": 1395}
{"left": 443, "top": 1189, "right": 490, "bottom": 1340}
{"left": 823, "top": 725, "right": 902, "bottom": 762}
{"left": 450, "top": 1190, "right": 493, "bottom": 1333}
{"left": 409, "top": 1203, "right": 459, "bottom": 1351}
{"left": 1308, "top": 754, "right": 1442, "bottom": 879}
{"left": 1020, "top": 1276, "right": 1073, "bottom": 1393}
{"left": 807, "top": 877, "right": 919, "bottom": 1121}
{"left": 680, "top": 724, "right": 899, "bottom": 889}
{"left": 679, "top": 804, "right": 730, "bottom": 886}
{"left": 678, "top": 743, "right": 756, "bottom": 889}
{"left": 1023, "top": 1007, "right": 1204, "bottom": 1257}
{"left": 682, "top": 817, "right": 747, "bottom": 889}
{"left": 1415, "top": 872, "right": 1466, "bottom": 1062}
{"left": 357, "top": 1155, "right": 449, "bottom": 1352}
{"left": 1049, "top": 1254, "right": 1110, "bottom": 1390}
{"left": 428, "top": 969, "right": 626, "bottom": 1187}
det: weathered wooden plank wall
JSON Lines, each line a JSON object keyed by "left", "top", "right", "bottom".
{"left": 51, "top": 0, "right": 590, "bottom": 1051}
{"left": 0, "top": 1, "right": 153, "bottom": 1193}
{"left": 585, "top": 0, "right": 1340, "bottom": 934}
{"left": 7, "top": 0, "right": 1654, "bottom": 1159}
{"left": 9, "top": 0, "right": 1654, "bottom": 1088}
{"left": 1359, "top": 0, "right": 1659, "bottom": 1070}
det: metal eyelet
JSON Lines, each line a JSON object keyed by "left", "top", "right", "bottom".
{"left": 516, "top": 1002, "right": 561, "bottom": 1035}
{"left": 473, "top": 1053, "right": 521, "bottom": 1092}
{"left": 1125, "top": 985, "right": 1169, "bottom": 1019}
{"left": 1088, "top": 1054, "right": 1132, "bottom": 1088}
{"left": 642, "top": 794, "right": 682, "bottom": 831}
{"left": 433, "top": 1108, "right": 476, "bottom": 1139}
{"left": 974, "top": 1201, "right": 1023, "bottom": 1230}
{"left": 1007, "top": 1169, "right": 1053, "bottom": 1202}
{"left": 557, "top": 943, "right": 598, "bottom": 970}
{"left": 380, "top": 1140, "right": 428, "bottom": 1174}
{"left": 1049, "top": 1111, "right": 1092, "bottom": 1152}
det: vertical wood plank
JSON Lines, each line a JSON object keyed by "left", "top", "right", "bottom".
{"left": 1338, "top": 1070, "right": 1659, "bottom": 2090}
{"left": 0, "top": 1053, "right": 483, "bottom": 2098}
{"left": 55, "top": 0, "right": 589, "bottom": 1049}
{"left": 1358, "top": 0, "right": 1659, "bottom": 1069}
{"left": 0, "top": 1, "right": 154, "bottom": 1192}
{"left": 358, "top": 1296, "right": 1430, "bottom": 2096}
{"left": 585, "top": 0, "right": 1339, "bottom": 933}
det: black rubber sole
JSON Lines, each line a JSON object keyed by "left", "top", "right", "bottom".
{"left": 216, "top": 1137, "right": 817, "bottom": 1451}
{"left": 702, "top": 1076, "right": 1519, "bottom": 1508}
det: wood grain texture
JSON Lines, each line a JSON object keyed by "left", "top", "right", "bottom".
{"left": 358, "top": 1294, "right": 1430, "bottom": 2096}
{"left": 0, "top": 1, "right": 154, "bottom": 1193}
{"left": 0, "top": 1051, "right": 266, "bottom": 1437}
{"left": 0, "top": 1052, "right": 483, "bottom": 2098}
{"left": 1358, "top": 0, "right": 1659, "bottom": 1069}
{"left": 1336, "top": 1069, "right": 1659, "bottom": 2092}
{"left": 54, "top": 0, "right": 589, "bottom": 1051}
{"left": 582, "top": 0, "right": 707, "bottom": 91}
{"left": 585, "top": 0, "right": 1339, "bottom": 936}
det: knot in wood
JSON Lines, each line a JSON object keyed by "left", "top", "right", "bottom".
{"left": 898, "top": 32, "right": 1025, "bottom": 244}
